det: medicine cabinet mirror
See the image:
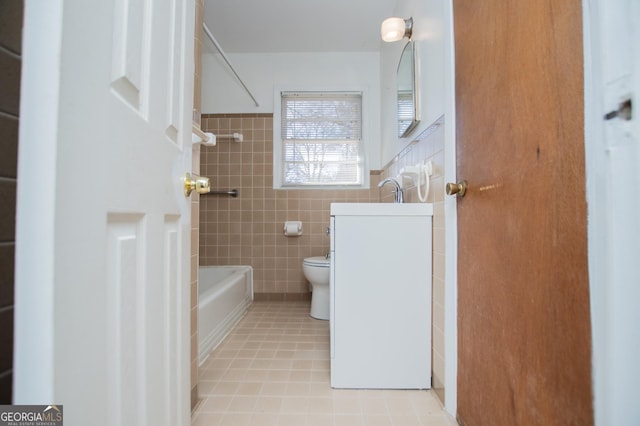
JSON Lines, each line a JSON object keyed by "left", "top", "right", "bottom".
{"left": 397, "top": 41, "right": 420, "bottom": 137}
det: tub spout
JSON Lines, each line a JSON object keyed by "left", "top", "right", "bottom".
{"left": 378, "top": 177, "right": 404, "bottom": 203}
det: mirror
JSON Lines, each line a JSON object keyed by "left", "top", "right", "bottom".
{"left": 397, "top": 41, "right": 420, "bottom": 137}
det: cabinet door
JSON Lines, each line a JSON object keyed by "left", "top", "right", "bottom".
{"left": 329, "top": 216, "right": 336, "bottom": 361}
{"left": 331, "top": 214, "right": 432, "bottom": 389}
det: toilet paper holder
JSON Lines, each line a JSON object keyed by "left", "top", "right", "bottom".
{"left": 283, "top": 221, "right": 303, "bottom": 236}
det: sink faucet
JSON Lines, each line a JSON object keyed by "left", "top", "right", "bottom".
{"left": 378, "top": 177, "right": 404, "bottom": 203}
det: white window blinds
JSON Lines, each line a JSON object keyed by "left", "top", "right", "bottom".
{"left": 281, "top": 91, "right": 362, "bottom": 186}
{"left": 397, "top": 90, "right": 414, "bottom": 135}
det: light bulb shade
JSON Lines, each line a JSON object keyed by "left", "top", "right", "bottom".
{"left": 381, "top": 17, "right": 412, "bottom": 42}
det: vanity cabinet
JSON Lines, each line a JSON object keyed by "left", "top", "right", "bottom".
{"left": 329, "top": 203, "right": 433, "bottom": 389}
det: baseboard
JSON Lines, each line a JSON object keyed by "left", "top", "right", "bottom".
{"left": 253, "top": 292, "right": 311, "bottom": 302}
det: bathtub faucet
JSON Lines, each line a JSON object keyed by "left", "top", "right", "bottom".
{"left": 378, "top": 177, "right": 404, "bottom": 203}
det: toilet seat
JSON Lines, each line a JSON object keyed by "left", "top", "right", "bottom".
{"left": 303, "top": 256, "right": 330, "bottom": 268}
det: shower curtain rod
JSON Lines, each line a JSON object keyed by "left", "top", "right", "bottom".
{"left": 202, "top": 23, "right": 260, "bottom": 107}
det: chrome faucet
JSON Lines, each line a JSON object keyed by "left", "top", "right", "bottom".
{"left": 378, "top": 177, "right": 404, "bottom": 203}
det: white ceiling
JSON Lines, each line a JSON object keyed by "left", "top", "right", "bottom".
{"left": 202, "top": 0, "right": 397, "bottom": 53}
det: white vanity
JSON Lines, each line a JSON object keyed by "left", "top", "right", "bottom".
{"left": 329, "top": 203, "right": 433, "bottom": 389}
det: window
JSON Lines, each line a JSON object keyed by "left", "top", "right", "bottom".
{"left": 278, "top": 91, "right": 363, "bottom": 187}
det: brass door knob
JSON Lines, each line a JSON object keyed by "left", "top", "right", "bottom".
{"left": 184, "top": 172, "right": 211, "bottom": 196}
{"left": 445, "top": 180, "right": 467, "bottom": 198}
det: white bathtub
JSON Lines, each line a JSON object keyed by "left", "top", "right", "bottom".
{"left": 198, "top": 265, "right": 253, "bottom": 365}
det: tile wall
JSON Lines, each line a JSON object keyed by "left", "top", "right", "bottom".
{"left": 199, "top": 114, "right": 382, "bottom": 297}
{"left": 0, "top": 0, "right": 23, "bottom": 404}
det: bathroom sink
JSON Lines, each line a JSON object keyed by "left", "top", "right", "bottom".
{"left": 330, "top": 202, "right": 433, "bottom": 216}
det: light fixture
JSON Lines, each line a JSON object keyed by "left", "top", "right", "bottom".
{"left": 381, "top": 17, "right": 413, "bottom": 42}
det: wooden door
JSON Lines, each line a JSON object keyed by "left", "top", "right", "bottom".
{"left": 15, "top": 1, "right": 195, "bottom": 425}
{"left": 452, "top": 1, "right": 593, "bottom": 424}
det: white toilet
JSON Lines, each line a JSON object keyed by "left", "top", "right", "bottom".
{"left": 303, "top": 256, "right": 330, "bottom": 320}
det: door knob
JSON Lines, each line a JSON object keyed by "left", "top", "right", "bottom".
{"left": 183, "top": 172, "right": 211, "bottom": 197}
{"left": 445, "top": 180, "right": 467, "bottom": 198}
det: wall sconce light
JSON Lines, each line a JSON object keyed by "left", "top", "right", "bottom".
{"left": 380, "top": 17, "right": 413, "bottom": 42}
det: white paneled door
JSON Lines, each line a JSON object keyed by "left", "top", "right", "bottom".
{"left": 15, "top": 1, "right": 195, "bottom": 425}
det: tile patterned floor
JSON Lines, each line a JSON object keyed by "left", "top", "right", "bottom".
{"left": 192, "top": 300, "right": 457, "bottom": 426}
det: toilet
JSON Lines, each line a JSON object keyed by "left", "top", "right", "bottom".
{"left": 303, "top": 256, "right": 330, "bottom": 320}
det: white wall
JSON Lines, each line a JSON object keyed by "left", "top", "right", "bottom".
{"left": 201, "top": 51, "right": 381, "bottom": 169}
{"left": 379, "top": 0, "right": 447, "bottom": 166}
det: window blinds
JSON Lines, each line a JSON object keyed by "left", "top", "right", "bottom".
{"left": 281, "top": 92, "right": 362, "bottom": 186}
{"left": 397, "top": 90, "right": 414, "bottom": 135}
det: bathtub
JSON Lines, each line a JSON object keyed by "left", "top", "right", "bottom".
{"left": 198, "top": 265, "right": 253, "bottom": 365}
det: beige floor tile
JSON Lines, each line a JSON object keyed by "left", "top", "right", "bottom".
{"left": 243, "top": 369, "right": 269, "bottom": 381}
{"left": 279, "top": 395, "right": 309, "bottom": 413}
{"left": 227, "top": 396, "right": 257, "bottom": 412}
{"left": 360, "top": 397, "right": 389, "bottom": 415}
{"left": 197, "top": 380, "right": 217, "bottom": 395}
{"left": 269, "top": 359, "right": 293, "bottom": 369}
{"left": 218, "top": 412, "right": 252, "bottom": 426}
{"left": 276, "top": 413, "right": 307, "bottom": 426}
{"left": 205, "top": 358, "right": 233, "bottom": 370}
{"left": 391, "top": 415, "right": 423, "bottom": 426}
{"left": 235, "top": 382, "right": 262, "bottom": 396}
{"left": 307, "top": 397, "right": 333, "bottom": 413}
{"left": 385, "top": 397, "right": 416, "bottom": 416}
{"left": 288, "top": 370, "right": 312, "bottom": 382}
{"left": 260, "top": 382, "right": 288, "bottom": 396}
{"left": 253, "top": 395, "right": 283, "bottom": 413}
{"left": 308, "top": 382, "right": 333, "bottom": 397}
{"left": 221, "top": 369, "right": 246, "bottom": 381}
{"left": 418, "top": 414, "right": 459, "bottom": 426}
{"left": 292, "top": 359, "right": 313, "bottom": 370}
{"left": 334, "top": 414, "right": 366, "bottom": 425}
{"left": 191, "top": 301, "right": 456, "bottom": 425}
{"left": 211, "top": 381, "right": 240, "bottom": 396}
{"left": 284, "top": 381, "right": 311, "bottom": 396}
{"left": 306, "top": 413, "right": 334, "bottom": 426}
{"left": 249, "top": 359, "right": 271, "bottom": 369}
{"left": 199, "top": 368, "right": 226, "bottom": 381}
{"left": 265, "top": 369, "right": 289, "bottom": 382}
{"left": 363, "top": 415, "right": 394, "bottom": 426}
{"left": 198, "top": 395, "right": 233, "bottom": 413}
{"left": 249, "top": 413, "right": 279, "bottom": 426}
{"left": 228, "top": 358, "right": 253, "bottom": 369}
{"left": 192, "top": 412, "right": 224, "bottom": 426}
{"left": 332, "top": 396, "right": 362, "bottom": 414}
